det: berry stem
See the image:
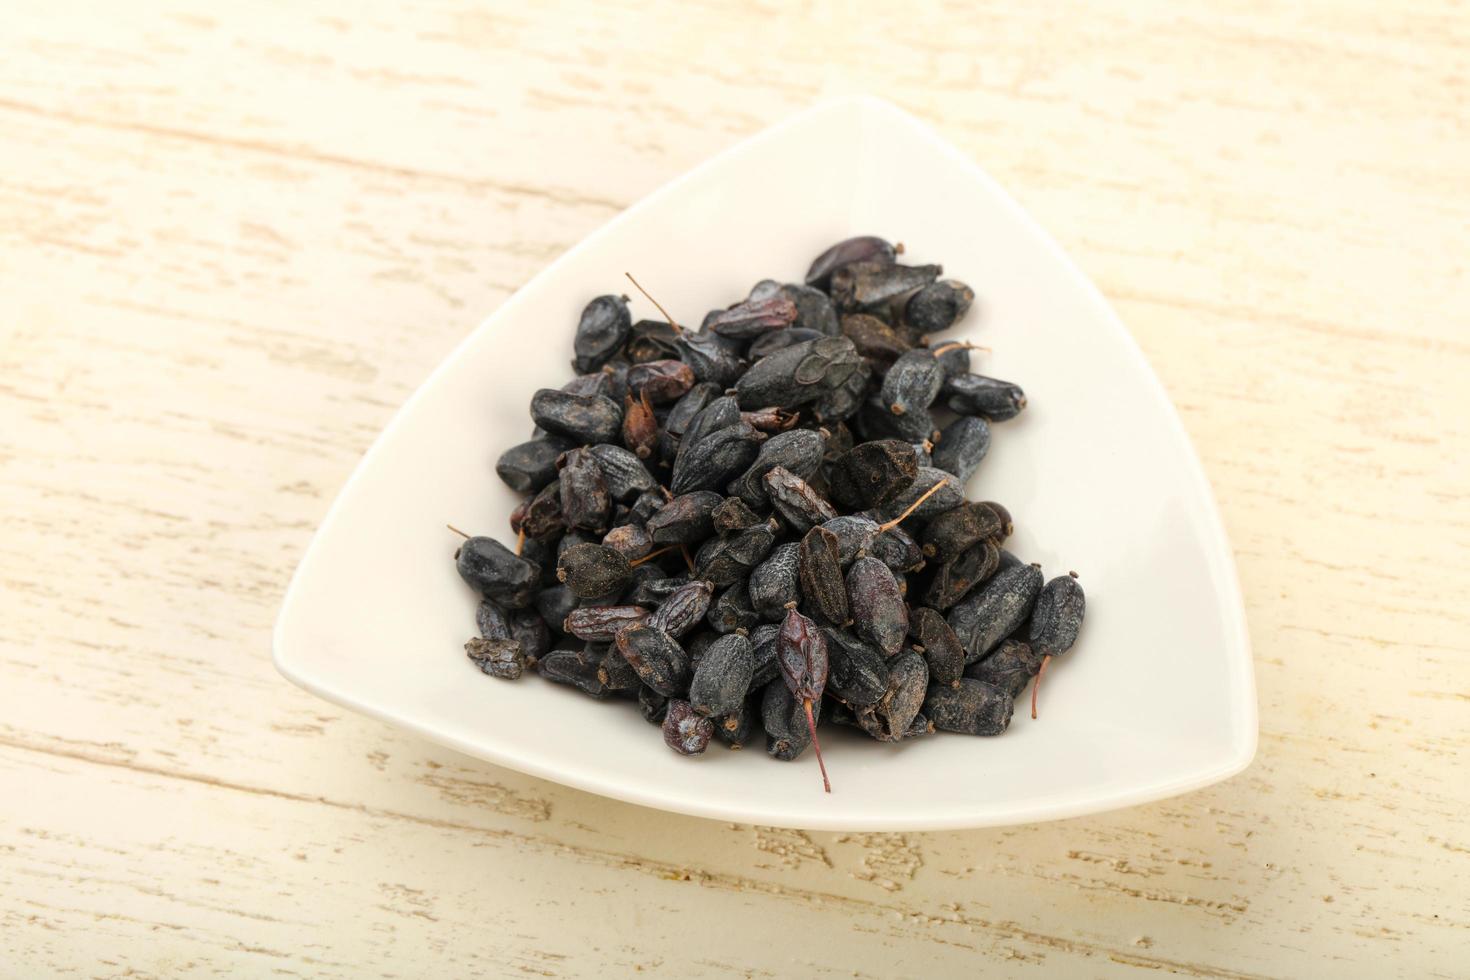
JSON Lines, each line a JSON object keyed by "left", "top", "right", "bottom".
{"left": 625, "top": 272, "right": 683, "bottom": 334}
{"left": 878, "top": 478, "right": 950, "bottom": 533}
{"left": 1031, "top": 654, "right": 1052, "bottom": 720}
{"left": 446, "top": 524, "right": 470, "bottom": 539}
{"left": 803, "top": 698, "right": 831, "bottom": 794}
{"left": 629, "top": 544, "right": 678, "bottom": 567}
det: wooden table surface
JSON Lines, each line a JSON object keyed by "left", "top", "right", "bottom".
{"left": 3, "top": 2, "right": 1467, "bottom": 976}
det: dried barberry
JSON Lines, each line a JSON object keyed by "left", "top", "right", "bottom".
{"left": 798, "top": 525, "right": 849, "bottom": 626}
{"left": 615, "top": 623, "right": 692, "bottom": 697}
{"left": 846, "top": 556, "right": 908, "bottom": 656}
{"left": 564, "top": 605, "right": 649, "bottom": 642}
{"left": 903, "top": 280, "right": 974, "bottom": 334}
{"left": 663, "top": 699, "right": 715, "bottom": 755}
{"left": 855, "top": 650, "right": 928, "bottom": 742}
{"left": 456, "top": 536, "right": 540, "bottom": 609}
{"left": 531, "top": 389, "right": 624, "bottom": 445}
{"left": 805, "top": 235, "right": 897, "bottom": 289}
{"left": 944, "top": 373, "right": 1027, "bottom": 421}
{"left": 572, "top": 294, "right": 631, "bottom": 373}
{"left": 647, "top": 579, "right": 715, "bottom": 638}
{"left": 556, "top": 543, "right": 632, "bottom": 598}
{"left": 924, "top": 678, "right": 1013, "bottom": 735}
{"left": 645, "top": 491, "right": 722, "bottom": 544}
{"left": 496, "top": 436, "right": 572, "bottom": 494}
{"left": 764, "top": 466, "right": 838, "bottom": 533}
{"left": 909, "top": 606, "right": 963, "bottom": 684}
{"left": 689, "top": 633, "right": 754, "bottom": 717}
{"left": 465, "top": 638, "right": 526, "bottom": 680}
{"left": 829, "top": 439, "right": 918, "bottom": 510}
{"left": 748, "top": 542, "right": 802, "bottom": 620}
{"left": 536, "top": 649, "right": 610, "bottom": 698}
{"left": 947, "top": 561, "right": 1044, "bottom": 664}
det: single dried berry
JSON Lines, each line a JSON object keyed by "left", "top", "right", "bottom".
{"left": 587, "top": 443, "right": 657, "bottom": 501}
{"left": 776, "top": 607, "right": 831, "bottom": 790}
{"left": 711, "top": 496, "right": 762, "bottom": 533}
{"left": 708, "top": 296, "right": 798, "bottom": 339}
{"left": 761, "top": 678, "right": 817, "bottom": 762}
{"left": 626, "top": 359, "right": 696, "bottom": 404}
{"left": 627, "top": 488, "right": 665, "bottom": 526}
{"left": 881, "top": 348, "right": 945, "bottom": 418}
{"left": 627, "top": 573, "right": 692, "bottom": 608}
{"left": 556, "top": 543, "right": 632, "bottom": 598}
{"left": 676, "top": 331, "right": 745, "bottom": 387}
{"left": 509, "top": 609, "right": 550, "bottom": 662}
{"left": 798, "top": 525, "right": 849, "bottom": 626}
{"left": 857, "top": 394, "right": 935, "bottom": 445}
{"left": 910, "top": 606, "right": 964, "bottom": 684}
{"left": 980, "top": 501, "right": 1014, "bottom": 541}
{"left": 831, "top": 261, "right": 941, "bottom": 313}
{"left": 733, "top": 336, "right": 862, "bottom": 409}
{"left": 764, "top": 466, "right": 838, "bottom": 533}
{"left": 869, "top": 523, "right": 925, "bottom": 574}
{"left": 748, "top": 624, "right": 782, "bottom": 689}
{"left": 748, "top": 327, "right": 825, "bottom": 360}
{"left": 728, "top": 428, "right": 826, "bottom": 506}
{"left": 476, "top": 600, "right": 511, "bottom": 641}
{"left": 714, "top": 694, "right": 760, "bottom": 748}
{"left": 903, "top": 279, "right": 974, "bottom": 334}
{"left": 601, "top": 522, "right": 653, "bottom": 560}
{"left": 695, "top": 520, "right": 777, "bottom": 586}
{"left": 689, "top": 633, "right": 754, "bottom": 717}
{"left": 647, "top": 580, "right": 715, "bottom": 638}
{"left": 615, "top": 623, "right": 692, "bottom": 697}
{"left": 1026, "top": 573, "right": 1086, "bottom": 719}
{"left": 812, "top": 358, "right": 872, "bottom": 422}
{"left": 564, "top": 605, "right": 649, "bottom": 642}
{"left": 805, "top": 235, "right": 897, "bottom": 289}
{"left": 846, "top": 556, "right": 908, "bottom": 657}
{"left": 626, "top": 319, "right": 681, "bottom": 363}
{"left": 496, "top": 436, "right": 572, "bottom": 494}
{"left": 947, "top": 561, "right": 1044, "bottom": 664}
{"left": 663, "top": 699, "right": 715, "bottom": 755}
{"left": 748, "top": 542, "right": 802, "bottom": 621}
{"left": 829, "top": 439, "right": 918, "bottom": 510}
{"left": 536, "top": 649, "right": 610, "bottom": 698}
{"left": 777, "top": 282, "right": 840, "bottom": 335}
{"left": 878, "top": 468, "right": 960, "bottom": 524}
{"left": 944, "top": 373, "right": 1027, "bottom": 421}
{"left": 964, "top": 639, "right": 1042, "bottom": 697}
{"left": 456, "top": 536, "right": 540, "bottom": 609}
{"left": 855, "top": 650, "right": 928, "bottom": 742}
{"left": 645, "top": 491, "right": 722, "bottom": 544}
{"left": 932, "top": 418, "right": 990, "bottom": 485}
{"left": 597, "top": 645, "right": 645, "bottom": 691}
{"left": 558, "top": 448, "right": 611, "bottom": 531}
{"left": 670, "top": 421, "right": 765, "bottom": 494}
{"left": 840, "top": 314, "right": 911, "bottom": 366}
{"left": 822, "top": 628, "right": 890, "bottom": 707}
{"left": 621, "top": 391, "right": 659, "bottom": 460}
{"left": 572, "top": 294, "right": 631, "bottom": 373}
{"left": 465, "top": 638, "right": 526, "bottom": 679}
{"left": 921, "top": 502, "right": 1004, "bottom": 563}
{"left": 707, "top": 581, "right": 759, "bottom": 634}
{"left": 922, "top": 539, "right": 1000, "bottom": 610}
{"left": 924, "top": 678, "right": 1013, "bottom": 735}
{"left": 821, "top": 514, "right": 880, "bottom": 566}
{"left": 530, "top": 389, "right": 624, "bottom": 445}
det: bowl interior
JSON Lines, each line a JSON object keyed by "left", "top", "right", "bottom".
{"left": 275, "top": 98, "right": 1255, "bottom": 830}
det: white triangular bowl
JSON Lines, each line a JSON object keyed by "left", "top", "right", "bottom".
{"left": 274, "top": 97, "right": 1256, "bottom": 831}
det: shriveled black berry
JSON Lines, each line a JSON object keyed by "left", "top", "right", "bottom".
{"left": 980, "top": 501, "right": 1015, "bottom": 541}
{"left": 536, "top": 649, "right": 610, "bottom": 698}
{"left": 798, "top": 525, "right": 849, "bottom": 626}
{"left": 645, "top": 491, "right": 722, "bottom": 544}
{"left": 689, "top": 633, "right": 754, "bottom": 717}
{"left": 627, "top": 574, "right": 693, "bottom": 609}
{"left": 820, "top": 515, "right": 880, "bottom": 566}
{"left": 708, "top": 296, "right": 798, "bottom": 339}
{"left": 869, "top": 523, "right": 925, "bottom": 574}
{"left": 947, "top": 560, "right": 1044, "bottom": 664}
{"left": 964, "top": 639, "right": 1042, "bottom": 697}
{"left": 638, "top": 685, "right": 669, "bottom": 725}
{"left": 728, "top": 428, "right": 826, "bottom": 506}
{"left": 881, "top": 348, "right": 945, "bottom": 418}
{"left": 748, "top": 624, "right": 781, "bottom": 689}
{"left": 476, "top": 600, "right": 511, "bottom": 641}
{"left": 846, "top": 556, "right": 908, "bottom": 657}
{"left": 456, "top": 536, "right": 540, "bottom": 609}
{"left": 749, "top": 542, "right": 802, "bottom": 621}
{"left": 822, "top": 628, "right": 890, "bottom": 707}
{"left": 663, "top": 699, "right": 715, "bottom": 755}
{"left": 1029, "top": 574, "right": 1086, "bottom": 657}
{"left": 805, "top": 235, "right": 897, "bottom": 289}
{"left": 675, "top": 396, "right": 740, "bottom": 470}
{"left": 509, "top": 609, "right": 550, "bottom": 662}
{"left": 831, "top": 262, "right": 941, "bottom": 313}
{"left": 514, "top": 480, "right": 565, "bottom": 540}
{"left": 921, "top": 502, "right": 1004, "bottom": 563}
{"left": 670, "top": 421, "right": 765, "bottom": 494}
{"left": 572, "top": 295, "right": 631, "bottom": 374}
{"left": 556, "top": 543, "right": 632, "bottom": 598}
{"left": 530, "top": 389, "right": 623, "bottom": 445}
{"left": 707, "top": 581, "right": 759, "bottom": 634}
{"left": 558, "top": 447, "right": 611, "bottom": 531}
{"left": 910, "top": 606, "right": 964, "bottom": 684}
{"left": 764, "top": 466, "right": 838, "bottom": 533}
{"left": 601, "top": 522, "right": 652, "bottom": 560}
{"left": 597, "top": 645, "right": 645, "bottom": 692}
{"left": 903, "top": 280, "right": 974, "bottom": 334}
{"left": 465, "top": 638, "right": 525, "bottom": 680}
{"left": 878, "top": 467, "right": 961, "bottom": 524}
{"left": 924, "top": 679, "right": 1013, "bottom": 735}
{"left": 587, "top": 443, "right": 657, "bottom": 501}
{"left": 615, "top": 624, "right": 691, "bottom": 697}
{"left": 922, "top": 539, "right": 1000, "bottom": 610}
{"left": 944, "top": 373, "right": 1027, "bottom": 421}
{"left": 535, "top": 584, "right": 577, "bottom": 632}
{"left": 496, "top": 436, "right": 572, "bottom": 494}
{"left": 626, "top": 359, "right": 696, "bottom": 404}
{"left": 811, "top": 358, "right": 872, "bottom": 423}
{"left": 711, "top": 496, "right": 762, "bottom": 533}
{"left": 659, "top": 382, "right": 720, "bottom": 463}
{"left": 840, "top": 313, "right": 911, "bottom": 366}
{"left": 676, "top": 331, "right": 745, "bottom": 387}
{"left": 829, "top": 439, "right": 918, "bottom": 510}
{"left": 777, "top": 283, "right": 839, "bottom": 335}
{"left": 733, "top": 336, "right": 863, "bottom": 409}
{"left": 648, "top": 579, "right": 715, "bottom": 638}
{"left": 931, "top": 416, "right": 991, "bottom": 484}
{"left": 714, "top": 694, "right": 760, "bottom": 748}
{"left": 760, "top": 678, "right": 822, "bottom": 762}
{"left": 855, "top": 650, "right": 928, "bottom": 742}
{"left": 695, "top": 520, "right": 777, "bottom": 587}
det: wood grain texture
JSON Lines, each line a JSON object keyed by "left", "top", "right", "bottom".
{"left": 2, "top": 1, "right": 1467, "bottom": 976}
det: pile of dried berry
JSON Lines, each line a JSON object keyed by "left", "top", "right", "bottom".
{"left": 452, "top": 235, "right": 1085, "bottom": 792}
